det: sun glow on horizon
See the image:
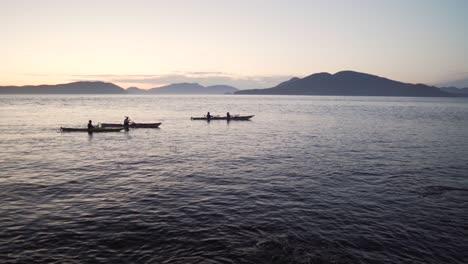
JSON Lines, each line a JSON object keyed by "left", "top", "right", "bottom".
{"left": 1, "top": 0, "right": 467, "bottom": 88}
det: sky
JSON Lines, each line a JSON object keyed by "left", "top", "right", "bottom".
{"left": 1, "top": 0, "right": 467, "bottom": 89}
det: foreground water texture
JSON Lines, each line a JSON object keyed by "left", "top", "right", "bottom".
{"left": 1, "top": 95, "right": 467, "bottom": 263}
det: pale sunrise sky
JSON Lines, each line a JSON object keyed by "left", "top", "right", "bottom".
{"left": 1, "top": 0, "right": 467, "bottom": 89}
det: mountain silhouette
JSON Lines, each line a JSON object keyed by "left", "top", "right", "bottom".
{"left": 126, "top": 87, "right": 148, "bottom": 94}
{"left": 0, "top": 81, "right": 126, "bottom": 94}
{"left": 147, "top": 83, "right": 238, "bottom": 94}
{"left": 205, "top": 85, "right": 240, "bottom": 94}
{"left": 439, "top": 87, "right": 468, "bottom": 95}
{"left": 236, "top": 71, "right": 453, "bottom": 97}
{"left": 0, "top": 81, "right": 238, "bottom": 95}
{"left": 437, "top": 78, "right": 468, "bottom": 89}
{"left": 1, "top": 73, "right": 463, "bottom": 96}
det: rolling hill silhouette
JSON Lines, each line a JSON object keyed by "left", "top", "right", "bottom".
{"left": 0, "top": 72, "right": 463, "bottom": 97}
{"left": 0, "top": 81, "right": 126, "bottom": 94}
{"left": 439, "top": 87, "right": 468, "bottom": 95}
{"left": 147, "top": 83, "right": 238, "bottom": 94}
{"left": 236, "top": 71, "right": 453, "bottom": 97}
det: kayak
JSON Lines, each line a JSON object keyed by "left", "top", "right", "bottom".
{"left": 100, "top": 122, "right": 161, "bottom": 128}
{"left": 191, "top": 115, "right": 254, "bottom": 121}
{"left": 61, "top": 127, "right": 124, "bottom": 132}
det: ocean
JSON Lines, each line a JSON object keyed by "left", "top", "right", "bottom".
{"left": 1, "top": 95, "right": 467, "bottom": 263}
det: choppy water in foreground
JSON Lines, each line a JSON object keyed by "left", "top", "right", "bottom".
{"left": 1, "top": 95, "right": 467, "bottom": 264}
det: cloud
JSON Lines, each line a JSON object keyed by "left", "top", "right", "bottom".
{"left": 23, "top": 73, "right": 52, "bottom": 76}
{"left": 174, "top": 71, "right": 228, "bottom": 76}
{"left": 70, "top": 74, "right": 156, "bottom": 79}
{"left": 66, "top": 72, "right": 294, "bottom": 89}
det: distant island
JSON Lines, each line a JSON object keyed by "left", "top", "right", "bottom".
{"left": 235, "top": 71, "right": 461, "bottom": 97}
{"left": 1, "top": 71, "right": 467, "bottom": 97}
{"left": 0, "top": 81, "right": 126, "bottom": 94}
{"left": 132, "top": 83, "right": 239, "bottom": 94}
{"left": 0, "top": 82, "right": 238, "bottom": 95}
{"left": 439, "top": 87, "right": 468, "bottom": 95}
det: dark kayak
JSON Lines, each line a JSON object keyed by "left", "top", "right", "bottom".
{"left": 191, "top": 115, "right": 254, "bottom": 121}
{"left": 61, "top": 127, "right": 124, "bottom": 132}
{"left": 101, "top": 122, "right": 161, "bottom": 128}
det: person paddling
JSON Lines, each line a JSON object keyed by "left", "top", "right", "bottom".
{"left": 124, "top": 116, "right": 130, "bottom": 128}
{"left": 88, "top": 120, "right": 94, "bottom": 129}
{"left": 206, "top": 112, "right": 212, "bottom": 120}
{"left": 226, "top": 112, "right": 231, "bottom": 120}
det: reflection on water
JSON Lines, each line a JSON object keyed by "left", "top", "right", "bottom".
{"left": 1, "top": 95, "right": 467, "bottom": 263}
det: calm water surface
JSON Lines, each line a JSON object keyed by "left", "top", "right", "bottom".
{"left": 1, "top": 95, "right": 467, "bottom": 263}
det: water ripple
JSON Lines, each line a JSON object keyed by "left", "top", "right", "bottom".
{"left": 1, "top": 95, "right": 468, "bottom": 263}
